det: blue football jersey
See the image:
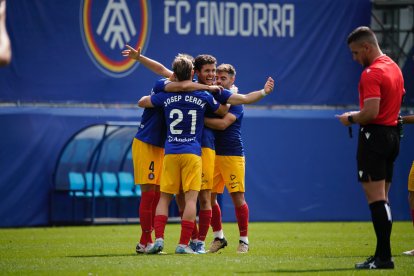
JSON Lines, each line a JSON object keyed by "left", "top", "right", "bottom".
{"left": 201, "top": 127, "right": 215, "bottom": 150}
{"left": 201, "top": 88, "right": 232, "bottom": 150}
{"left": 213, "top": 89, "right": 232, "bottom": 104}
{"left": 214, "top": 104, "right": 244, "bottom": 156}
{"left": 150, "top": 91, "right": 221, "bottom": 155}
{"left": 134, "top": 78, "right": 171, "bottom": 147}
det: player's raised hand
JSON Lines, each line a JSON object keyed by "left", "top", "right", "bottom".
{"left": 122, "top": 45, "right": 141, "bottom": 60}
{"left": 230, "top": 84, "right": 239, "bottom": 94}
{"left": 264, "top": 77, "right": 275, "bottom": 95}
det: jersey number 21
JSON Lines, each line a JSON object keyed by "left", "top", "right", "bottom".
{"left": 169, "top": 109, "right": 196, "bottom": 134}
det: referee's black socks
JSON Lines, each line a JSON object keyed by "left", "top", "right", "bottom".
{"left": 369, "top": 200, "right": 393, "bottom": 261}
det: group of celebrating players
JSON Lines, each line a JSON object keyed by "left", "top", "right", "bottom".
{"left": 122, "top": 45, "right": 274, "bottom": 254}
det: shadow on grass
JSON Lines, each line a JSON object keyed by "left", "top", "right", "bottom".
{"left": 321, "top": 255, "right": 368, "bottom": 259}
{"left": 67, "top": 251, "right": 171, "bottom": 258}
{"left": 67, "top": 253, "right": 137, "bottom": 258}
{"left": 237, "top": 268, "right": 355, "bottom": 274}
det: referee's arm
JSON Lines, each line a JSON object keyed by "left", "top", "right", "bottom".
{"left": 351, "top": 99, "right": 380, "bottom": 125}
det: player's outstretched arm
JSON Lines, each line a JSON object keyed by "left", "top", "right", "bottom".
{"left": 122, "top": 45, "right": 224, "bottom": 94}
{"left": 122, "top": 45, "right": 173, "bottom": 78}
{"left": 204, "top": 113, "right": 236, "bottom": 130}
{"left": 0, "top": 0, "right": 11, "bottom": 66}
{"left": 164, "top": 81, "right": 223, "bottom": 93}
{"left": 227, "top": 77, "right": 275, "bottom": 105}
{"left": 403, "top": 115, "right": 414, "bottom": 124}
{"left": 138, "top": 95, "right": 154, "bottom": 108}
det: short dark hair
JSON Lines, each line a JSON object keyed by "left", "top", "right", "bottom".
{"left": 172, "top": 55, "right": 193, "bottom": 81}
{"left": 194, "top": 54, "right": 216, "bottom": 72}
{"left": 347, "top": 26, "right": 378, "bottom": 46}
{"left": 217, "top": 64, "right": 236, "bottom": 77}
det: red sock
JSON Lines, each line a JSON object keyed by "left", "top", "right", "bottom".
{"left": 411, "top": 210, "right": 414, "bottom": 226}
{"left": 179, "top": 208, "right": 198, "bottom": 239}
{"left": 235, "top": 203, "right": 249, "bottom": 237}
{"left": 211, "top": 203, "right": 222, "bottom": 232}
{"left": 139, "top": 191, "right": 155, "bottom": 245}
{"left": 198, "top": 209, "right": 212, "bottom": 241}
{"left": 153, "top": 215, "right": 168, "bottom": 239}
{"left": 152, "top": 191, "right": 161, "bottom": 228}
{"left": 179, "top": 220, "right": 194, "bottom": 245}
{"left": 191, "top": 219, "right": 199, "bottom": 240}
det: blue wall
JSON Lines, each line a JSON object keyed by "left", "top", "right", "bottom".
{"left": 0, "top": 0, "right": 374, "bottom": 105}
{"left": 1, "top": 107, "right": 413, "bottom": 227}
{"left": 222, "top": 109, "right": 414, "bottom": 222}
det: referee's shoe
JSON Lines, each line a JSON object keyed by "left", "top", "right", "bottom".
{"left": 355, "top": 256, "right": 394, "bottom": 269}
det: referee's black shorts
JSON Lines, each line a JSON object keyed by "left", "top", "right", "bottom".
{"left": 356, "top": 124, "right": 400, "bottom": 182}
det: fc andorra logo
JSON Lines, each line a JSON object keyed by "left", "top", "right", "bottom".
{"left": 80, "top": 0, "right": 151, "bottom": 77}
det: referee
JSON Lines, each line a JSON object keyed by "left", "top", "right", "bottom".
{"left": 337, "top": 26, "right": 405, "bottom": 269}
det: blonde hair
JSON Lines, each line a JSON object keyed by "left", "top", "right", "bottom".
{"left": 172, "top": 55, "right": 193, "bottom": 81}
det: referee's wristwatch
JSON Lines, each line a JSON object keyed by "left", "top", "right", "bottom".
{"left": 347, "top": 115, "right": 355, "bottom": 124}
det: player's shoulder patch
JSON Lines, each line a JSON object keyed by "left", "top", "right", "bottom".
{"left": 153, "top": 78, "right": 171, "bottom": 93}
{"left": 161, "top": 78, "right": 171, "bottom": 86}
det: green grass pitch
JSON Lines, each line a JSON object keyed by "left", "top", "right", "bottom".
{"left": 0, "top": 222, "right": 413, "bottom": 275}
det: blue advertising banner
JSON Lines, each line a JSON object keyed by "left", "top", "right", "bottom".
{"left": 0, "top": 0, "right": 373, "bottom": 105}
